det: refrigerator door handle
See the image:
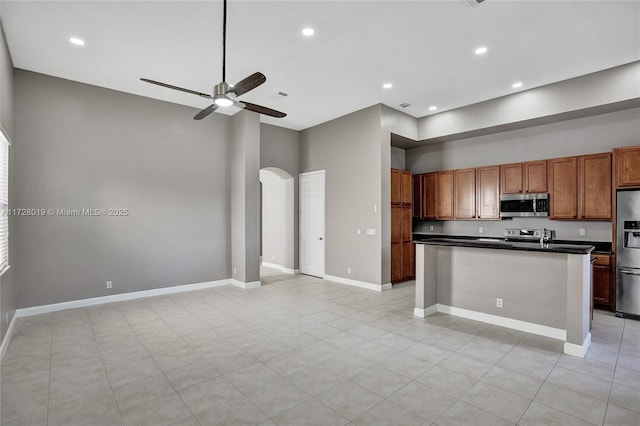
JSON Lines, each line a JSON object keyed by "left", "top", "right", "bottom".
{"left": 620, "top": 270, "right": 640, "bottom": 275}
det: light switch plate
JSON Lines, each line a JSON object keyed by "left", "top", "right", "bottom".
{"left": 366, "top": 228, "right": 376, "bottom": 235}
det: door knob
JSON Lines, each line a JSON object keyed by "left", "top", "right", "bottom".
{"left": 318, "top": 237, "right": 323, "bottom": 240}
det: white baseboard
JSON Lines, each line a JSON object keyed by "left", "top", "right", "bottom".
{"left": 564, "top": 332, "right": 592, "bottom": 358}
{"left": 0, "top": 312, "right": 18, "bottom": 361}
{"left": 324, "top": 274, "right": 389, "bottom": 292}
{"left": 230, "top": 279, "right": 261, "bottom": 289}
{"left": 413, "top": 304, "right": 438, "bottom": 318}
{"left": 16, "top": 279, "right": 232, "bottom": 318}
{"left": 262, "top": 261, "right": 297, "bottom": 275}
{"left": 436, "top": 304, "right": 567, "bottom": 341}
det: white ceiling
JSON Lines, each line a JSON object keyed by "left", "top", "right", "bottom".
{"left": 2, "top": 1, "right": 639, "bottom": 131}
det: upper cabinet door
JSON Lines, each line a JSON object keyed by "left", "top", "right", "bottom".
{"left": 454, "top": 168, "right": 476, "bottom": 219}
{"left": 477, "top": 166, "right": 500, "bottom": 219}
{"left": 523, "top": 160, "right": 548, "bottom": 193}
{"left": 391, "top": 169, "right": 402, "bottom": 205}
{"left": 615, "top": 145, "right": 640, "bottom": 188}
{"left": 500, "top": 163, "right": 523, "bottom": 194}
{"left": 423, "top": 173, "right": 437, "bottom": 220}
{"left": 436, "top": 171, "right": 454, "bottom": 219}
{"left": 412, "top": 174, "right": 423, "bottom": 218}
{"left": 549, "top": 157, "right": 578, "bottom": 219}
{"left": 580, "top": 153, "right": 612, "bottom": 220}
{"left": 401, "top": 171, "right": 412, "bottom": 205}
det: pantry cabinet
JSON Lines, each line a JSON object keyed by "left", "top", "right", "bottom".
{"left": 391, "top": 169, "right": 414, "bottom": 283}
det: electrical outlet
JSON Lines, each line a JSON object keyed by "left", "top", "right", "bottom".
{"left": 496, "top": 298, "right": 503, "bottom": 308}
{"left": 429, "top": 225, "right": 434, "bottom": 231}
{"left": 347, "top": 267, "right": 352, "bottom": 274}
{"left": 272, "top": 255, "right": 275, "bottom": 260}
{"left": 357, "top": 228, "right": 362, "bottom": 235}
{"left": 233, "top": 267, "right": 237, "bottom": 275}
{"left": 479, "top": 227, "right": 483, "bottom": 234}
{"left": 106, "top": 281, "right": 112, "bottom": 289}
{"left": 579, "top": 228, "right": 586, "bottom": 236}
{"left": 366, "top": 228, "right": 376, "bottom": 235}
{"left": 373, "top": 204, "right": 378, "bottom": 213}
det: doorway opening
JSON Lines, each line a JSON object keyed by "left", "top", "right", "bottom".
{"left": 259, "top": 168, "right": 295, "bottom": 282}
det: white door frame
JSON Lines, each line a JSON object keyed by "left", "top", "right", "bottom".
{"left": 299, "top": 170, "right": 325, "bottom": 277}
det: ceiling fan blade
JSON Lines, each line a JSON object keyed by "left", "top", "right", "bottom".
{"left": 231, "top": 72, "right": 266, "bottom": 96}
{"left": 241, "top": 101, "right": 286, "bottom": 118}
{"left": 194, "top": 104, "right": 218, "bottom": 120}
{"left": 140, "top": 78, "right": 212, "bottom": 99}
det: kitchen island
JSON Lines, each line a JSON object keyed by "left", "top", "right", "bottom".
{"left": 414, "top": 236, "right": 594, "bottom": 357}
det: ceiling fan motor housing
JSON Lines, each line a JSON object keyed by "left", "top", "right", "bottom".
{"left": 214, "top": 82, "right": 230, "bottom": 96}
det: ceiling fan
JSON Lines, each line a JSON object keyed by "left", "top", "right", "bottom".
{"left": 140, "top": 0, "right": 286, "bottom": 120}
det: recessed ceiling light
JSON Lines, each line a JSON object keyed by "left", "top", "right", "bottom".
{"left": 429, "top": 106, "right": 438, "bottom": 111}
{"left": 474, "top": 46, "right": 488, "bottom": 55}
{"left": 302, "top": 28, "right": 315, "bottom": 36}
{"left": 383, "top": 83, "right": 393, "bottom": 89}
{"left": 69, "top": 37, "right": 85, "bottom": 46}
{"left": 512, "top": 81, "right": 523, "bottom": 88}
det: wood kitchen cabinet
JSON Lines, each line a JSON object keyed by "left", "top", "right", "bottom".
{"left": 592, "top": 254, "right": 613, "bottom": 310}
{"left": 391, "top": 169, "right": 414, "bottom": 283}
{"left": 476, "top": 166, "right": 500, "bottom": 219}
{"left": 501, "top": 160, "right": 547, "bottom": 194}
{"left": 422, "top": 173, "right": 437, "bottom": 220}
{"left": 549, "top": 157, "right": 579, "bottom": 219}
{"left": 549, "top": 153, "right": 611, "bottom": 220}
{"left": 614, "top": 145, "right": 640, "bottom": 188}
{"left": 436, "top": 170, "right": 454, "bottom": 220}
{"left": 392, "top": 169, "right": 411, "bottom": 205}
{"left": 454, "top": 168, "right": 476, "bottom": 219}
{"left": 579, "top": 153, "right": 612, "bottom": 219}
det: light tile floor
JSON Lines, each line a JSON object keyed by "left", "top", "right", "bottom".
{"left": 1, "top": 267, "right": 639, "bottom": 425}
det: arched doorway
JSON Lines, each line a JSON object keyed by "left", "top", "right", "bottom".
{"left": 259, "top": 168, "right": 295, "bottom": 280}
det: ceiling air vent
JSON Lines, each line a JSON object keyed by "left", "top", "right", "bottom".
{"left": 463, "top": 0, "right": 485, "bottom": 7}
{"left": 399, "top": 103, "right": 411, "bottom": 108}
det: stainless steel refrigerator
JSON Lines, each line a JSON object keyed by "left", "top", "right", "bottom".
{"left": 616, "top": 190, "right": 640, "bottom": 318}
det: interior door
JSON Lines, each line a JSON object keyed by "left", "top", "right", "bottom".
{"left": 299, "top": 170, "right": 325, "bottom": 277}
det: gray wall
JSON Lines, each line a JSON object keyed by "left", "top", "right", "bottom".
{"left": 390, "top": 147, "right": 405, "bottom": 170}
{"left": 407, "top": 107, "right": 640, "bottom": 242}
{"left": 0, "top": 22, "right": 15, "bottom": 341}
{"left": 300, "top": 105, "right": 384, "bottom": 285}
{"left": 260, "top": 123, "right": 299, "bottom": 269}
{"left": 14, "top": 70, "right": 232, "bottom": 308}
{"left": 230, "top": 110, "right": 260, "bottom": 284}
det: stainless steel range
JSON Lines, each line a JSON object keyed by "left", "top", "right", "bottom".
{"left": 616, "top": 190, "right": 640, "bottom": 318}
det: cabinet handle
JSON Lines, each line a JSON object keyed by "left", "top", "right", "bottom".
{"left": 591, "top": 257, "right": 598, "bottom": 264}
{"left": 620, "top": 270, "right": 640, "bottom": 275}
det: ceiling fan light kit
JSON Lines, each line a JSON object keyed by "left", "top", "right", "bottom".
{"left": 140, "top": 0, "right": 286, "bottom": 120}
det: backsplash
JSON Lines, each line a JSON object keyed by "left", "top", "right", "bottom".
{"left": 414, "top": 218, "right": 612, "bottom": 242}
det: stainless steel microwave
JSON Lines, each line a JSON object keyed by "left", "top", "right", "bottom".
{"left": 500, "top": 193, "right": 549, "bottom": 217}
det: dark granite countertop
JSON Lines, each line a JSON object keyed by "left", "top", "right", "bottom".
{"left": 412, "top": 234, "right": 595, "bottom": 255}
